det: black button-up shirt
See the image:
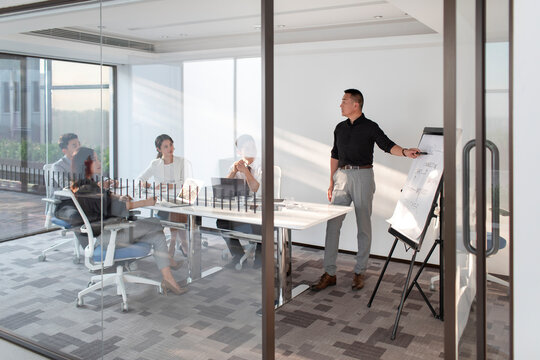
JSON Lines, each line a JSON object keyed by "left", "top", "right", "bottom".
{"left": 331, "top": 114, "right": 396, "bottom": 167}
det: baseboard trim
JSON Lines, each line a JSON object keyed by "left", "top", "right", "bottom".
{"left": 292, "top": 241, "right": 441, "bottom": 269}
{"left": 0, "top": 328, "right": 80, "bottom": 360}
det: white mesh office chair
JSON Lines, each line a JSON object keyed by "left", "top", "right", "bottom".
{"left": 61, "top": 189, "right": 162, "bottom": 312}
{"left": 39, "top": 164, "right": 81, "bottom": 263}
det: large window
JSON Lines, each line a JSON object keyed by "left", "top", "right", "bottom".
{"left": 184, "top": 57, "right": 261, "bottom": 185}
{"left": 0, "top": 54, "right": 115, "bottom": 240}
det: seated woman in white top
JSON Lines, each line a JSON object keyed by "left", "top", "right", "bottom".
{"left": 137, "top": 134, "right": 193, "bottom": 259}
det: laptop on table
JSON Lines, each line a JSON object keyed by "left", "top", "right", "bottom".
{"left": 211, "top": 177, "right": 250, "bottom": 200}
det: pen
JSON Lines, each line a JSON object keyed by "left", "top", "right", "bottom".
{"left": 416, "top": 151, "right": 429, "bottom": 155}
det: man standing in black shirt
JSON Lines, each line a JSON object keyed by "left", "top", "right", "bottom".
{"left": 311, "top": 89, "right": 421, "bottom": 292}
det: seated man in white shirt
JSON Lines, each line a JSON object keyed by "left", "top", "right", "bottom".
{"left": 217, "top": 134, "right": 263, "bottom": 269}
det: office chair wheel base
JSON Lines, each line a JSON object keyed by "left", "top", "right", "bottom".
{"left": 87, "top": 281, "right": 94, "bottom": 288}
{"left": 38, "top": 255, "right": 46, "bottom": 262}
{"left": 235, "top": 263, "right": 242, "bottom": 271}
{"left": 202, "top": 239, "right": 208, "bottom": 248}
{"left": 121, "top": 302, "right": 128, "bottom": 312}
{"left": 430, "top": 284, "right": 436, "bottom": 291}
{"left": 76, "top": 297, "right": 84, "bottom": 307}
{"left": 73, "top": 256, "right": 80, "bottom": 264}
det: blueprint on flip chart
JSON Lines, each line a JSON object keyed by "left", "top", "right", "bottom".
{"left": 387, "top": 134, "right": 443, "bottom": 244}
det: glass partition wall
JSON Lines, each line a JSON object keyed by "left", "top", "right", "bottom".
{"left": 102, "top": 1, "right": 264, "bottom": 358}
{"left": 0, "top": 1, "right": 111, "bottom": 359}
{"left": 0, "top": 1, "right": 454, "bottom": 359}
{"left": 2, "top": 0, "right": 267, "bottom": 359}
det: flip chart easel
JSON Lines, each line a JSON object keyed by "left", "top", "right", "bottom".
{"left": 367, "top": 127, "right": 444, "bottom": 340}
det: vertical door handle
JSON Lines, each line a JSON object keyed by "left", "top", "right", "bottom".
{"left": 462, "top": 139, "right": 500, "bottom": 256}
{"left": 462, "top": 140, "right": 476, "bottom": 254}
{"left": 485, "top": 140, "right": 500, "bottom": 256}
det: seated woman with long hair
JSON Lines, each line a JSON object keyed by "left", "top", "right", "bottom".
{"left": 137, "top": 134, "right": 192, "bottom": 260}
{"left": 71, "top": 147, "right": 186, "bottom": 295}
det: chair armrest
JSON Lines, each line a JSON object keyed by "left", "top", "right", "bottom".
{"left": 102, "top": 221, "right": 135, "bottom": 267}
{"left": 160, "top": 220, "right": 188, "bottom": 230}
{"left": 42, "top": 198, "right": 61, "bottom": 205}
{"left": 104, "top": 221, "right": 135, "bottom": 231}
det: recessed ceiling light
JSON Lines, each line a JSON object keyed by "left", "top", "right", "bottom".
{"left": 374, "top": 15, "right": 383, "bottom": 19}
{"left": 276, "top": 24, "right": 286, "bottom": 28}
{"left": 253, "top": 25, "right": 261, "bottom": 30}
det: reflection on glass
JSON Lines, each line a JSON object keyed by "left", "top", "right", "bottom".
{"left": 0, "top": 55, "right": 113, "bottom": 240}
{"left": 485, "top": 40, "right": 510, "bottom": 360}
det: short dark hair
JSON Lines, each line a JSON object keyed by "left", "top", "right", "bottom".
{"left": 344, "top": 89, "right": 364, "bottom": 109}
{"left": 58, "top": 133, "right": 78, "bottom": 150}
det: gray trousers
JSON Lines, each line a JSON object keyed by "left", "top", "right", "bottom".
{"left": 324, "top": 168, "right": 376, "bottom": 276}
{"left": 100, "top": 217, "right": 170, "bottom": 270}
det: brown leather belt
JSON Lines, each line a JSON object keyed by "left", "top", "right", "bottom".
{"left": 339, "top": 164, "right": 373, "bottom": 170}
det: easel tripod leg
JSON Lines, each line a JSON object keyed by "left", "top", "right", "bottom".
{"left": 391, "top": 250, "right": 417, "bottom": 340}
{"left": 439, "top": 237, "right": 444, "bottom": 321}
{"left": 368, "top": 238, "right": 398, "bottom": 308}
{"left": 402, "top": 239, "right": 440, "bottom": 318}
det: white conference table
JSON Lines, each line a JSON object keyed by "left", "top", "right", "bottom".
{"left": 149, "top": 199, "right": 353, "bottom": 306}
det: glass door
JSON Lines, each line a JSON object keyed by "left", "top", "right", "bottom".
{"left": 484, "top": 0, "right": 510, "bottom": 358}
{"left": 447, "top": 0, "right": 511, "bottom": 358}
{"left": 454, "top": 0, "right": 479, "bottom": 356}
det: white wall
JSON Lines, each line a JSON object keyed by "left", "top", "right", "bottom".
{"left": 274, "top": 34, "right": 444, "bottom": 263}
{"left": 513, "top": 1, "right": 540, "bottom": 358}
{"left": 115, "top": 34, "right": 447, "bottom": 265}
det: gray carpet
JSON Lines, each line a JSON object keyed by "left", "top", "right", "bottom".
{"left": 0, "top": 230, "right": 509, "bottom": 359}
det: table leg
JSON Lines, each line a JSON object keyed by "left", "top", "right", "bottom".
{"left": 186, "top": 215, "right": 200, "bottom": 283}
{"left": 275, "top": 228, "right": 309, "bottom": 307}
{"left": 186, "top": 215, "right": 221, "bottom": 284}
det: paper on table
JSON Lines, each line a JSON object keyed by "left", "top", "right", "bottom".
{"left": 177, "top": 178, "right": 204, "bottom": 205}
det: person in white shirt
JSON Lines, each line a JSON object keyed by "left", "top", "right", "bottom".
{"left": 217, "top": 134, "right": 263, "bottom": 269}
{"left": 137, "top": 134, "right": 193, "bottom": 261}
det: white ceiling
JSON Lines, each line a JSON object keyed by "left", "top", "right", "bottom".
{"left": 0, "top": 0, "right": 507, "bottom": 64}
{"left": 0, "top": 0, "right": 438, "bottom": 60}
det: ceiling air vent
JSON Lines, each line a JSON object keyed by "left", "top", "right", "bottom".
{"left": 27, "top": 28, "right": 154, "bottom": 52}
